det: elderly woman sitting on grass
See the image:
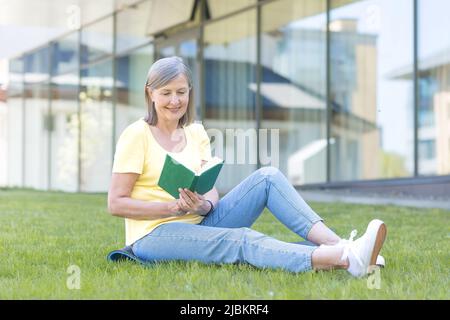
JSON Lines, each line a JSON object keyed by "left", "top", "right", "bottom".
{"left": 108, "top": 56, "right": 387, "bottom": 278}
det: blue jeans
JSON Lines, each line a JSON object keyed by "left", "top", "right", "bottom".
{"left": 132, "top": 167, "right": 323, "bottom": 273}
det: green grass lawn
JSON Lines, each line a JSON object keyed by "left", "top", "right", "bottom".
{"left": 0, "top": 188, "right": 448, "bottom": 299}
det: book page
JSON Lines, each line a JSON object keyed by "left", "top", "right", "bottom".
{"left": 197, "top": 157, "right": 224, "bottom": 175}
{"left": 169, "top": 154, "right": 195, "bottom": 174}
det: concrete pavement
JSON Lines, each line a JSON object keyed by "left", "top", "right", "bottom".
{"left": 298, "top": 189, "right": 450, "bottom": 210}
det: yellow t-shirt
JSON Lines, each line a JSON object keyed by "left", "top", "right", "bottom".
{"left": 112, "top": 118, "right": 212, "bottom": 245}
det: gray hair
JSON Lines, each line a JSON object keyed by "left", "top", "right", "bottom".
{"left": 144, "top": 56, "right": 195, "bottom": 127}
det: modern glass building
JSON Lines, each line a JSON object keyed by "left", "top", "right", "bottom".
{"left": 1, "top": 0, "right": 450, "bottom": 194}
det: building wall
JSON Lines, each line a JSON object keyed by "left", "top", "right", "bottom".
{"left": 2, "top": 0, "right": 450, "bottom": 193}
{"left": 0, "top": 100, "right": 7, "bottom": 186}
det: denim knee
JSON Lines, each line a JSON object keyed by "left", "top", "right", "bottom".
{"left": 239, "top": 227, "right": 267, "bottom": 245}
{"left": 229, "top": 227, "right": 250, "bottom": 242}
{"left": 255, "top": 166, "right": 284, "bottom": 187}
{"left": 256, "top": 166, "right": 280, "bottom": 178}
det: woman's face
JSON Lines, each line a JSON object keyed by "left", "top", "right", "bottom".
{"left": 149, "top": 74, "right": 190, "bottom": 124}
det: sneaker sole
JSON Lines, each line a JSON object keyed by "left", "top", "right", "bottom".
{"left": 369, "top": 222, "right": 387, "bottom": 266}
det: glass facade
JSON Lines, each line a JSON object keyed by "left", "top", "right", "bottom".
{"left": 155, "top": 29, "right": 201, "bottom": 118}
{"left": 23, "top": 47, "right": 51, "bottom": 190}
{"left": 6, "top": 57, "right": 24, "bottom": 187}
{"left": 52, "top": 33, "right": 79, "bottom": 75}
{"left": 417, "top": 0, "right": 450, "bottom": 176}
{"left": 50, "top": 70, "right": 79, "bottom": 192}
{"left": 81, "top": 16, "right": 114, "bottom": 64}
{"left": 115, "top": 45, "right": 154, "bottom": 141}
{"left": 330, "top": 0, "right": 414, "bottom": 181}
{"left": 261, "top": 0, "right": 327, "bottom": 185}
{"left": 79, "top": 60, "right": 114, "bottom": 192}
{"left": 203, "top": 8, "right": 257, "bottom": 191}
{"left": 207, "top": 0, "right": 257, "bottom": 18}
{"left": 50, "top": 33, "right": 80, "bottom": 192}
{"left": 3, "top": 0, "right": 450, "bottom": 193}
{"left": 115, "top": 1, "right": 154, "bottom": 55}
{"left": 24, "top": 81, "right": 50, "bottom": 190}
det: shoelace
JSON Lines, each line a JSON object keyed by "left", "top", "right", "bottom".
{"left": 340, "top": 229, "right": 364, "bottom": 267}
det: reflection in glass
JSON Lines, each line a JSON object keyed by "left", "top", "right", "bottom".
{"left": 8, "top": 58, "right": 24, "bottom": 96}
{"left": 5, "top": 0, "right": 450, "bottom": 195}
{"left": 24, "top": 82, "right": 49, "bottom": 189}
{"left": 261, "top": 0, "right": 327, "bottom": 185}
{"left": 207, "top": 0, "right": 257, "bottom": 19}
{"left": 116, "top": 0, "right": 154, "bottom": 54}
{"left": 156, "top": 33, "right": 200, "bottom": 118}
{"left": 24, "top": 47, "right": 50, "bottom": 83}
{"left": 180, "top": 39, "right": 200, "bottom": 117}
{"left": 330, "top": 0, "right": 414, "bottom": 181}
{"left": 6, "top": 58, "right": 24, "bottom": 187}
{"left": 81, "top": 17, "right": 113, "bottom": 64}
{"left": 6, "top": 95, "right": 24, "bottom": 187}
{"left": 0, "top": 99, "right": 6, "bottom": 186}
{"left": 116, "top": 45, "right": 154, "bottom": 140}
{"left": 144, "top": 0, "right": 195, "bottom": 35}
{"left": 53, "top": 32, "right": 79, "bottom": 75}
{"left": 203, "top": 9, "right": 257, "bottom": 191}
{"left": 49, "top": 33, "right": 80, "bottom": 191}
{"left": 158, "top": 46, "right": 176, "bottom": 58}
{"left": 80, "top": 60, "right": 113, "bottom": 192}
{"left": 418, "top": 0, "right": 450, "bottom": 175}
{"left": 50, "top": 71, "right": 79, "bottom": 192}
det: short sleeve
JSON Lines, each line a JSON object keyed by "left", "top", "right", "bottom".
{"left": 112, "top": 124, "right": 146, "bottom": 174}
{"left": 193, "top": 123, "right": 212, "bottom": 161}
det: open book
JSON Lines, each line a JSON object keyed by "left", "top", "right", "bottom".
{"left": 157, "top": 154, "right": 224, "bottom": 199}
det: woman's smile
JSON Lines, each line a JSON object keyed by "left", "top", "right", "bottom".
{"left": 166, "top": 106, "right": 182, "bottom": 113}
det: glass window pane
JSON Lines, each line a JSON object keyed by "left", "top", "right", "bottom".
{"left": 24, "top": 82, "right": 49, "bottom": 189}
{"left": 50, "top": 71, "right": 79, "bottom": 192}
{"left": 53, "top": 32, "right": 79, "bottom": 75}
{"left": 155, "top": 30, "right": 201, "bottom": 119}
{"left": 207, "top": 0, "right": 256, "bottom": 19}
{"left": 418, "top": 0, "right": 450, "bottom": 176}
{"left": 330, "top": 0, "right": 414, "bottom": 181}
{"left": 80, "top": 60, "right": 113, "bottom": 192}
{"left": 116, "top": 0, "right": 154, "bottom": 54}
{"left": 180, "top": 38, "right": 200, "bottom": 117}
{"left": 261, "top": 0, "right": 327, "bottom": 185}
{"left": 6, "top": 95, "right": 24, "bottom": 187}
{"left": 8, "top": 57, "right": 24, "bottom": 97}
{"left": 0, "top": 90, "right": 6, "bottom": 186}
{"left": 116, "top": 45, "right": 154, "bottom": 140}
{"left": 6, "top": 58, "right": 24, "bottom": 187}
{"left": 203, "top": 9, "right": 257, "bottom": 191}
{"left": 81, "top": 17, "right": 113, "bottom": 64}
{"left": 24, "top": 47, "right": 50, "bottom": 83}
{"left": 136, "top": 0, "right": 195, "bottom": 37}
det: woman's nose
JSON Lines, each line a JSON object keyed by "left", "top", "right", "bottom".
{"left": 170, "top": 94, "right": 180, "bottom": 104}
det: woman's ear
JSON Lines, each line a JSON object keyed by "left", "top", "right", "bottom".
{"left": 149, "top": 89, "right": 154, "bottom": 101}
{"left": 145, "top": 86, "right": 153, "bottom": 100}
{"left": 147, "top": 88, "right": 158, "bottom": 109}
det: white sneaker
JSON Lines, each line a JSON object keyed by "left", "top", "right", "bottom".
{"left": 319, "top": 232, "right": 386, "bottom": 268}
{"left": 341, "top": 219, "right": 387, "bottom": 278}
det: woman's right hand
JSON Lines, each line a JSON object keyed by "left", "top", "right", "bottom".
{"left": 167, "top": 200, "right": 189, "bottom": 217}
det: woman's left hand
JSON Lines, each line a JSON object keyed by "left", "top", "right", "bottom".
{"left": 178, "top": 188, "right": 211, "bottom": 216}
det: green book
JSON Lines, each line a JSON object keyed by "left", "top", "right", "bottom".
{"left": 158, "top": 154, "right": 224, "bottom": 199}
